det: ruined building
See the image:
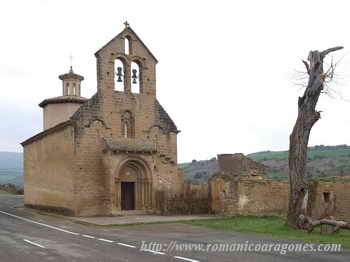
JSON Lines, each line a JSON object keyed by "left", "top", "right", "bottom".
{"left": 21, "top": 24, "right": 183, "bottom": 216}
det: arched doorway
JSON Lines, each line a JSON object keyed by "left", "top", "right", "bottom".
{"left": 115, "top": 159, "right": 152, "bottom": 211}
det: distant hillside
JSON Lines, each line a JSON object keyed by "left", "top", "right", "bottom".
{"left": 3, "top": 145, "right": 350, "bottom": 187}
{"left": 180, "top": 145, "right": 350, "bottom": 184}
{"left": 0, "top": 152, "right": 23, "bottom": 187}
{"left": 248, "top": 144, "right": 350, "bottom": 160}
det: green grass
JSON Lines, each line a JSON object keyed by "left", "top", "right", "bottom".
{"left": 335, "top": 162, "right": 350, "bottom": 167}
{"left": 249, "top": 151, "right": 288, "bottom": 160}
{"left": 312, "top": 177, "right": 350, "bottom": 182}
{"left": 249, "top": 149, "right": 350, "bottom": 160}
{"left": 267, "top": 173, "right": 288, "bottom": 179}
{"left": 181, "top": 216, "right": 350, "bottom": 248}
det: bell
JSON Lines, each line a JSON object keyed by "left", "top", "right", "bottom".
{"left": 132, "top": 69, "right": 138, "bottom": 84}
{"left": 116, "top": 67, "right": 123, "bottom": 82}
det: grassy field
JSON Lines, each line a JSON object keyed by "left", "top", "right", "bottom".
{"left": 336, "top": 162, "right": 350, "bottom": 167}
{"left": 267, "top": 173, "right": 288, "bottom": 179}
{"left": 312, "top": 177, "right": 350, "bottom": 182}
{"left": 248, "top": 149, "right": 350, "bottom": 160}
{"left": 181, "top": 216, "right": 350, "bottom": 248}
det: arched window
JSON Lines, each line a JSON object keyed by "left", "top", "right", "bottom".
{"left": 125, "top": 37, "right": 130, "bottom": 55}
{"left": 121, "top": 111, "right": 134, "bottom": 138}
{"left": 131, "top": 61, "right": 140, "bottom": 94}
{"left": 65, "top": 82, "right": 70, "bottom": 96}
{"left": 73, "top": 82, "right": 76, "bottom": 96}
{"left": 114, "top": 59, "right": 125, "bottom": 91}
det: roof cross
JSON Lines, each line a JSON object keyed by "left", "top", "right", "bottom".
{"left": 124, "top": 21, "right": 130, "bottom": 28}
{"left": 69, "top": 54, "right": 74, "bottom": 72}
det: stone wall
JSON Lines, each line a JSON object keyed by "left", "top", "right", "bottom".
{"left": 209, "top": 178, "right": 289, "bottom": 216}
{"left": 310, "top": 180, "right": 350, "bottom": 221}
{"left": 234, "top": 180, "right": 289, "bottom": 216}
{"left": 23, "top": 124, "right": 76, "bottom": 215}
{"left": 155, "top": 184, "right": 209, "bottom": 215}
{"left": 209, "top": 177, "right": 350, "bottom": 221}
{"left": 217, "top": 154, "right": 267, "bottom": 177}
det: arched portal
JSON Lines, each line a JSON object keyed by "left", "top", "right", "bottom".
{"left": 115, "top": 159, "right": 152, "bottom": 211}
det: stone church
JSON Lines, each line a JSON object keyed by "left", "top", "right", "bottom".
{"left": 21, "top": 24, "right": 183, "bottom": 216}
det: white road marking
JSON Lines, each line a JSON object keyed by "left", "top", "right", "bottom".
{"left": 174, "top": 256, "right": 200, "bottom": 262}
{"left": 142, "top": 249, "right": 165, "bottom": 255}
{"left": 23, "top": 239, "right": 45, "bottom": 249}
{"left": 98, "top": 238, "right": 114, "bottom": 243}
{"left": 82, "top": 234, "right": 95, "bottom": 239}
{"left": 117, "top": 242, "right": 136, "bottom": 248}
{"left": 1, "top": 210, "right": 199, "bottom": 260}
{"left": 0, "top": 210, "right": 79, "bottom": 236}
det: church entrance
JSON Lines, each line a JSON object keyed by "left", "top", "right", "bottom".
{"left": 121, "top": 182, "right": 135, "bottom": 210}
{"left": 115, "top": 159, "right": 152, "bottom": 212}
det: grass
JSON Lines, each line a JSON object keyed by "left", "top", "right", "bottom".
{"left": 312, "top": 177, "right": 350, "bottom": 183}
{"left": 267, "top": 173, "right": 288, "bottom": 179}
{"left": 249, "top": 151, "right": 288, "bottom": 160}
{"left": 248, "top": 149, "right": 350, "bottom": 160}
{"left": 180, "top": 216, "right": 350, "bottom": 248}
{"left": 336, "top": 162, "right": 350, "bottom": 167}
{"left": 110, "top": 216, "right": 350, "bottom": 248}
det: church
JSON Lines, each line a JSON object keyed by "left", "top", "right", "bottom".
{"left": 21, "top": 23, "right": 183, "bottom": 216}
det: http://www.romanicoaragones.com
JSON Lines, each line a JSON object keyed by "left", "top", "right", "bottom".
{"left": 140, "top": 240, "right": 342, "bottom": 255}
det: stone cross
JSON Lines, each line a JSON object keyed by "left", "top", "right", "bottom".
{"left": 124, "top": 21, "right": 130, "bottom": 28}
{"left": 69, "top": 54, "right": 73, "bottom": 68}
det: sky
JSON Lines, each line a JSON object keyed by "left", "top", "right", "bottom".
{"left": 1, "top": 0, "right": 350, "bottom": 163}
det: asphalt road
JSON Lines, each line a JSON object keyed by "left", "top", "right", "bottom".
{"left": 0, "top": 194, "right": 348, "bottom": 262}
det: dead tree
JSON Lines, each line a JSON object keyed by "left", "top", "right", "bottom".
{"left": 297, "top": 215, "right": 350, "bottom": 233}
{"left": 287, "top": 46, "right": 343, "bottom": 229}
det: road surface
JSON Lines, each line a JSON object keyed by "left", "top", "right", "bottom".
{"left": 0, "top": 194, "right": 348, "bottom": 261}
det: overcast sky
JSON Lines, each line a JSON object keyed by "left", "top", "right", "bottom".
{"left": 1, "top": 0, "right": 350, "bottom": 163}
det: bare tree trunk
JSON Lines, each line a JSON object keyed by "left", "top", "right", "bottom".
{"left": 298, "top": 215, "right": 350, "bottom": 233}
{"left": 287, "top": 47, "right": 343, "bottom": 228}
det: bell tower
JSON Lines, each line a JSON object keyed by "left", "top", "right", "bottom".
{"left": 39, "top": 66, "right": 87, "bottom": 130}
{"left": 59, "top": 66, "right": 84, "bottom": 96}
{"left": 95, "top": 22, "right": 158, "bottom": 96}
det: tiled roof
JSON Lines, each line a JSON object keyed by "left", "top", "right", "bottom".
{"left": 39, "top": 96, "right": 88, "bottom": 108}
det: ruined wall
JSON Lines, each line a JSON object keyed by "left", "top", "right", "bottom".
{"left": 209, "top": 177, "right": 350, "bottom": 221}
{"left": 155, "top": 183, "right": 209, "bottom": 215}
{"left": 217, "top": 154, "right": 267, "bottom": 177}
{"left": 234, "top": 180, "right": 289, "bottom": 216}
{"left": 310, "top": 180, "right": 350, "bottom": 221}
{"left": 23, "top": 125, "right": 76, "bottom": 215}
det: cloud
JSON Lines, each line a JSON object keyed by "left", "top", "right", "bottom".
{"left": 0, "top": 102, "right": 41, "bottom": 152}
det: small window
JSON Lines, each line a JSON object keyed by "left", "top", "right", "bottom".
{"left": 125, "top": 37, "right": 130, "bottom": 55}
{"left": 123, "top": 123, "right": 128, "bottom": 138}
{"left": 121, "top": 111, "right": 134, "bottom": 138}
{"left": 323, "top": 192, "right": 330, "bottom": 203}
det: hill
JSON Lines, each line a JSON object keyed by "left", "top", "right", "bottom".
{"left": 3, "top": 145, "right": 350, "bottom": 187}
{"left": 181, "top": 145, "right": 350, "bottom": 184}
{"left": 0, "top": 152, "right": 23, "bottom": 187}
